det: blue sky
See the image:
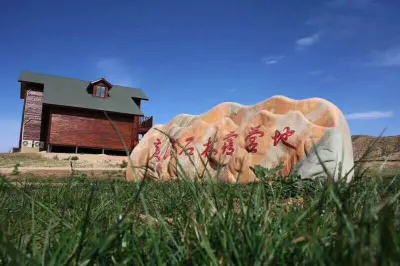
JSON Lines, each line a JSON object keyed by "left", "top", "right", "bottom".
{"left": 0, "top": 0, "right": 399, "bottom": 152}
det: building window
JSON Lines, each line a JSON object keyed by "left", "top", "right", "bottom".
{"left": 95, "top": 86, "right": 106, "bottom": 98}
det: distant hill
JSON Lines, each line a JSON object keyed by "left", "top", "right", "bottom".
{"left": 352, "top": 135, "right": 400, "bottom": 162}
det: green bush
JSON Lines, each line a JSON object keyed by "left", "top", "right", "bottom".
{"left": 11, "top": 163, "right": 21, "bottom": 176}
{"left": 70, "top": 156, "right": 79, "bottom": 161}
{"left": 120, "top": 160, "right": 128, "bottom": 168}
{"left": 73, "top": 171, "right": 87, "bottom": 182}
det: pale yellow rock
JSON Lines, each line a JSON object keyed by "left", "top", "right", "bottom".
{"left": 126, "top": 96, "right": 354, "bottom": 183}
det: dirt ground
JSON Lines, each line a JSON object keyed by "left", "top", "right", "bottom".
{"left": 352, "top": 135, "right": 400, "bottom": 161}
{"left": 0, "top": 152, "right": 128, "bottom": 169}
{"left": 1, "top": 152, "right": 399, "bottom": 179}
{"left": 355, "top": 161, "right": 400, "bottom": 177}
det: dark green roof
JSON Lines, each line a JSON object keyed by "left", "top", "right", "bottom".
{"left": 18, "top": 71, "right": 149, "bottom": 116}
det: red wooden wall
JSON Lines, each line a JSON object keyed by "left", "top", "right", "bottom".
{"left": 48, "top": 107, "right": 136, "bottom": 151}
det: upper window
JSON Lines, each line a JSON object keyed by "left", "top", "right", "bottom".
{"left": 95, "top": 86, "right": 106, "bottom": 98}
{"left": 90, "top": 78, "right": 112, "bottom": 98}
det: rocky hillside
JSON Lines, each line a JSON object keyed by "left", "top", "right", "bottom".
{"left": 352, "top": 135, "right": 400, "bottom": 162}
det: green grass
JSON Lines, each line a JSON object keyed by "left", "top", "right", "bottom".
{"left": 1, "top": 125, "right": 398, "bottom": 265}
{"left": 0, "top": 165, "right": 399, "bottom": 265}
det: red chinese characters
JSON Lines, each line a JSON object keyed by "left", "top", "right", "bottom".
{"left": 179, "top": 136, "right": 195, "bottom": 156}
{"left": 221, "top": 131, "right": 238, "bottom": 155}
{"left": 160, "top": 136, "right": 195, "bottom": 161}
{"left": 272, "top": 127, "right": 296, "bottom": 150}
{"left": 162, "top": 139, "right": 178, "bottom": 160}
{"left": 201, "top": 137, "right": 218, "bottom": 157}
{"left": 150, "top": 138, "right": 162, "bottom": 162}
{"left": 150, "top": 127, "right": 296, "bottom": 163}
{"left": 245, "top": 125, "right": 264, "bottom": 153}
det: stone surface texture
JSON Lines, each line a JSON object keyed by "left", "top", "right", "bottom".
{"left": 126, "top": 96, "right": 354, "bottom": 183}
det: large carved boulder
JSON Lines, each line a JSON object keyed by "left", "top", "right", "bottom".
{"left": 126, "top": 96, "right": 354, "bottom": 183}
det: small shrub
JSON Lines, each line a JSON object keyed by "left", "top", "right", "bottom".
{"left": 251, "top": 163, "right": 315, "bottom": 198}
{"left": 11, "top": 163, "right": 21, "bottom": 176}
{"left": 120, "top": 160, "right": 128, "bottom": 168}
{"left": 72, "top": 171, "right": 87, "bottom": 182}
{"left": 53, "top": 155, "right": 59, "bottom": 160}
{"left": 70, "top": 156, "right": 79, "bottom": 161}
{"left": 251, "top": 163, "right": 285, "bottom": 181}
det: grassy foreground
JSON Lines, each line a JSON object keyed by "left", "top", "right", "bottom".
{"left": 0, "top": 167, "right": 399, "bottom": 265}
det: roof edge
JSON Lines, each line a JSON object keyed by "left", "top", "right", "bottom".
{"left": 18, "top": 70, "right": 147, "bottom": 93}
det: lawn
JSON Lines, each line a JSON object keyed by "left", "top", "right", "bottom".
{"left": 0, "top": 164, "right": 399, "bottom": 265}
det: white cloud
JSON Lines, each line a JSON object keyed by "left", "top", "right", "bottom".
{"left": 345, "top": 111, "right": 393, "bottom": 120}
{"left": 230, "top": 88, "right": 237, "bottom": 92}
{"left": 262, "top": 55, "right": 285, "bottom": 65}
{"left": 367, "top": 47, "right": 400, "bottom": 67}
{"left": 295, "top": 33, "right": 320, "bottom": 50}
{"left": 306, "top": 14, "right": 365, "bottom": 41}
{"left": 96, "top": 58, "right": 136, "bottom": 86}
{"left": 326, "top": 0, "right": 377, "bottom": 8}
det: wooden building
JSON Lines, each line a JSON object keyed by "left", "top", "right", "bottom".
{"left": 18, "top": 71, "right": 152, "bottom": 154}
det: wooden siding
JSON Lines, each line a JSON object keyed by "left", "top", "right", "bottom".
{"left": 48, "top": 107, "right": 135, "bottom": 150}
{"left": 131, "top": 116, "right": 140, "bottom": 148}
{"left": 40, "top": 105, "right": 51, "bottom": 145}
{"left": 21, "top": 89, "right": 44, "bottom": 141}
